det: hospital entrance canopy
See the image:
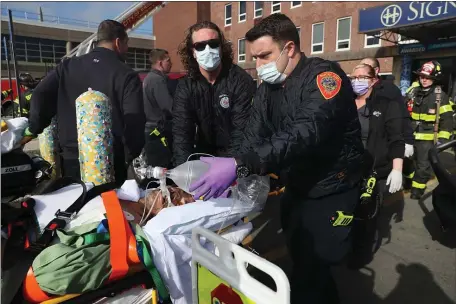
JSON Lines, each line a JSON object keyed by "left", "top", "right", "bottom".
{"left": 359, "top": 1, "right": 456, "bottom": 54}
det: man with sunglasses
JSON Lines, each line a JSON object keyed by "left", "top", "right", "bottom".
{"left": 188, "top": 14, "right": 364, "bottom": 303}
{"left": 143, "top": 49, "right": 174, "bottom": 168}
{"left": 172, "top": 21, "right": 257, "bottom": 166}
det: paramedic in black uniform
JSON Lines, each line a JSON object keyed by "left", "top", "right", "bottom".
{"left": 21, "top": 20, "right": 145, "bottom": 185}
{"left": 172, "top": 21, "right": 257, "bottom": 166}
{"left": 143, "top": 48, "right": 174, "bottom": 168}
{"left": 188, "top": 14, "right": 364, "bottom": 303}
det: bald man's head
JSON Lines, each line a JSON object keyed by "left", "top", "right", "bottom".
{"left": 360, "top": 57, "right": 380, "bottom": 77}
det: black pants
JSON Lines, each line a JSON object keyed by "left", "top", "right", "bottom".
{"left": 403, "top": 157, "right": 415, "bottom": 180}
{"left": 144, "top": 131, "right": 172, "bottom": 168}
{"left": 349, "top": 179, "right": 386, "bottom": 268}
{"left": 412, "top": 140, "right": 434, "bottom": 191}
{"left": 281, "top": 186, "right": 360, "bottom": 304}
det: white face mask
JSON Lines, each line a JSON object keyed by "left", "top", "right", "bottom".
{"left": 195, "top": 45, "right": 221, "bottom": 72}
{"left": 257, "top": 46, "right": 289, "bottom": 84}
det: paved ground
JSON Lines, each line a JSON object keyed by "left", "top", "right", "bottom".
{"left": 248, "top": 151, "right": 456, "bottom": 304}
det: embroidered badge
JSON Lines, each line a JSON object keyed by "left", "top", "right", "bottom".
{"left": 316, "top": 72, "right": 342, "bottom": 100}
{"left": 428, "top": 108, "right": 436, "bottom": 114}
{"left": 219, "top": 94, "right": 230, "bottom": 109}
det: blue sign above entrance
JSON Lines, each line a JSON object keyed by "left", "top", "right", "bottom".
{"left": 398, "top": 39, "right": 456, "bottom": 55}
{"left": 359, "top": 1, "right": 456, "bottom": 33}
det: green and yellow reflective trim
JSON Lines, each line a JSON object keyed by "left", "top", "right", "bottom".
{"left": 405, "top": 171, "right": 415, "bottom": 179}
{"left": 412, "top": 181, "right": 426, "bottom": 189}
{"left": 411, "top": 112, "right": 436, "bottom": 122}
{"left": 439, "top": 104, "right": 453, "bottom": 115}
{"left": 406, "top": 81, "right": 420, "bottom": 93}
{"left": 411, "top": 105, "right": 453, "bottom": 123}
{"left": 414, "top": 132, "right": 434, "bottom": 141}
{"left": 438, "top": 131, "right": 452, "bottom": 140}
{"left": 150, "top": 128, "right": 160, "bottom": 136}
{"left": 150, "top": 128, "right": 168, "bottom": 147}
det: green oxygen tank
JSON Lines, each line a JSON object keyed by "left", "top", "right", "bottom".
{"left": 76, "top": 89, "right": 115, "bottom": 185}
{"left": 38, "top": 116, "right": 61, "bottom": 178}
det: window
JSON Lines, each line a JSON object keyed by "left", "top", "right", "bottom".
{"left": 291, "top": 1, "right": 302, "bottom": 8}
{"left": 336, "top": 17, "right": 351, "bottom": 51}
{"left": 225, "top": 3, "right": 232, "bottom": 26}
{"left": 271, "top": 1, "right": 281, "bottom": 13}
{"left": 365, "top": 32, "right": 381, "bottom": 48}
{"left": 254, "top": 1, "right": 263, "bottom": 18}
{"left": 238, "top": 39, "right": 246, "bottom": 62}
{"left": 238, "top": 1, "right": 246, "bottom": 23}
{"left": 311, "top": 22, "right": 324, "bottom": 54}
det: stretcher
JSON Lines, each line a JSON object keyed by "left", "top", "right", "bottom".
{"left": 4, "top": 177, "right": 277, "bottom": 304}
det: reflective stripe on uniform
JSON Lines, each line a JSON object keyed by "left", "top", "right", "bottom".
{"left": 438, "top": 131, "right": 452, "bottom": 139}
{"left": 150, "top": 128, "right": 160, "bottom": 136}
{"left": 411, "top": 105, "right": 453, "bottom": 122}
{"left": 412, "top": 181, "right": 426, "bottom": 189}
{"left": 405, "top": 171, "right": 415, "bottom": 179}
{"left": 414, "top": 132, "right": 434, "bottom": 141}
{"left": 439, "top": 104, "right": 453, "bottom": 115}
{"left": 411, "top": 112, "right": 436, "bottom": 122}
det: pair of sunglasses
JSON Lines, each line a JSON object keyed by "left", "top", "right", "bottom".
{"left": 193, "top": 39, "right": 221, "bottom": 51}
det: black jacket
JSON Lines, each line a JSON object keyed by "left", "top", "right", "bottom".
{"left": 172, "top": 63, "right": 256, "bottom": 166}
{"left": 409, "top": 85, "right": 454, "bottom": 142}
{"left": 377, "top": 80, "right": 414, "bottom": 145}
{"left": 237, "top": 55, "right": 364, "bottom": 199}
{"left": 29, "top": 47, "right": 145, "bottom": 164}
{"left": 364, "top": 81, "right": 406, "bottom": 179}
{"left": 143, "top": 69, "right": 174, "bottom": 133}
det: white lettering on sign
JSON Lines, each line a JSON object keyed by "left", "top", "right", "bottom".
{"left": 408, "top": 1, "right": 456, "bottom": 21}
{"left": 381, "top": 5, "right": 402, "bottom": 27}
{"left": 380, "top": 1, "right": 456, "bottom": 27}
{"left": 1, "top": 164, "right": 32, "bottom": 174}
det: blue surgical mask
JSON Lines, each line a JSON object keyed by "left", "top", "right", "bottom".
{"left": 195, "top": 45, "right": 221, "bottom": 72}
{"left": 351, "top": 79, "right": 370, "bottom": 96}
{"left": 257, "top": 47, "right": 289, "bottom": 84}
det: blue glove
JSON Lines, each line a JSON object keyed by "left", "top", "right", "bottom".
{"left": 189, "top": 157, "right": 237, "bottom": 201}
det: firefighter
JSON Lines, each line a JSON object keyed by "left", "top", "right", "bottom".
{"left": 188, "top": 14, "right": 364, "bottom": 303}
{"left": 13, "top": 73, "right": 37, "bottom": 117}
{"left": 1, "top": 89, "right": 12, "bottom": 101}
{"left": 408, "top": 61, "right": 454, "bottom": 200}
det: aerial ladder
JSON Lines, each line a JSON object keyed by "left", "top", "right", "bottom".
{"left": 65, "top": 1, "right": 167, "bottom": 58}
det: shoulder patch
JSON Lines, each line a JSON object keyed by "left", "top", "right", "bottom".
{"left": 316, "top": 71, "right": 342, "bottom": 100}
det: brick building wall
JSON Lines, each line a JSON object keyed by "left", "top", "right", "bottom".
{"left": 153, "top": 2, "right": 210, "bottom": 73}
{"left": 154, "top": 1, "right": 396, "bottom": 76}
{"left": 210, "top": 1, "right": 395, "bottom": 77}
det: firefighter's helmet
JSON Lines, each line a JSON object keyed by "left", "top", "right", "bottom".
{"left": 18, "top": 73, "right": 37, "bottom": 87}
{"left": 413, "top": 61, "right": 442, "bottom": 79}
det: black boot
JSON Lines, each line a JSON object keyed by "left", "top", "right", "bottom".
{"left": 410, "top": 188, "right": 425, "bottom": 200}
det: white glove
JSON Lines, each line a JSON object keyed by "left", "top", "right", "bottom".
{"left": 386, "top": 169, "right": 403, "bottom": 193}
{"left": 404, "top": 144, "right": 414, "bottom": 158}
